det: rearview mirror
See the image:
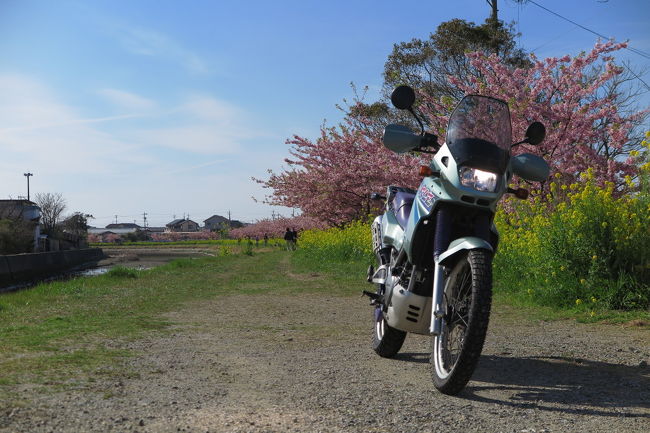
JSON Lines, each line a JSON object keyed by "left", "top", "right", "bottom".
{"left": 524, "top": 122, "right": 546, "bottom": 146}
{"left": 390, "top": 85, "right": 416, "bottom": 110}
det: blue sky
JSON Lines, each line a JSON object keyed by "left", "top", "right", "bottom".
{"left": 1, "top": 0, "right": 649, "bottom": 227}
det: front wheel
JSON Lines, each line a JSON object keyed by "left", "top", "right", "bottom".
{"left": 372, "top": 306, "right": 406, "bottom": 357}
{"left": 431, "top": 249, "right": 492, "bottom": 395}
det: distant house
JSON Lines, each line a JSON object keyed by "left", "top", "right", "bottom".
{"left": 0, "top": 199, "right": 41, "bottom": 252}
{"left": 203, "top": 215, "right": 245, "bottom": 231}
{"left": 165, "top": 219, "right": 200, "bottom": 232}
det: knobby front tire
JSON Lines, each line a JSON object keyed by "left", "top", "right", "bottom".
{"left": 431, "top": 249, "right": 492, "bottom": 395}
{"left": 372, "top": 307, "right": 406, "bottom": 358}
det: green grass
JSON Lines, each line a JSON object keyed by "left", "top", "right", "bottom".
{"left": 0, "top": 250, "right": 363, "bottom": 392}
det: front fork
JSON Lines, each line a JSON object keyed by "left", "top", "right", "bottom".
{"left": 430, "top": 262, "right": 445, "bottom": 335}
{"left": 428, "top": 206, "right": 492, "bottom": 335}
{"left": 429, "top": 206, "right": 451, "bottom": 335}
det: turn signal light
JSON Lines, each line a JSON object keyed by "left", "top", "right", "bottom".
{"left": 419, "top": 165, "right": 434, "bottom": 177}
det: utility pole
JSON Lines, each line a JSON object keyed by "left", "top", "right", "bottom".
{"left": 228, "top": 210, "right": 231, "bottom": 224}
{"left": 23, "top": 173, "right": 33, "bottom": 201}
{"left": 114, "top": 215, "right": 118, "bottom": 224}
{"left": 486, "top": 0, "right": 499, "bottom": 26}
{"left": 143, "top": 212, "right": 148, "bottom": 228}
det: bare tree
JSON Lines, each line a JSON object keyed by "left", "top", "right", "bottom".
{"left": 35, "top": 192, "right": 67, "bottom": 235}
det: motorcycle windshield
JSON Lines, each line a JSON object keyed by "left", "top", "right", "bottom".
{"left": 446, "top": 95, "right": 512, "bottom": 173}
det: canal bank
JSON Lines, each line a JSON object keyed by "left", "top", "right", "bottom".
{"left": 0, "top": 248, "right": 105, "bottom": 289}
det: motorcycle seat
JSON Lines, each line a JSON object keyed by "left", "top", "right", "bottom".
{"left": 392, "top": 191, "right": 415, "bottom": 228}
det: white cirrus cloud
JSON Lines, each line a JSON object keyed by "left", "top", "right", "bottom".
{"left": 117, "top": 26, "right": 209, "bottom": 75}
{"left": 98, "top": 88, "right": 157, "bottom": 111}
{"left": 135, "top": 94, "right": 268, "bottom": 155}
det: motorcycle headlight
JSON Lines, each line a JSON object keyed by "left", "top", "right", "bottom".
{"left": 459, "top": 167, "right": 498, "bottom": 192}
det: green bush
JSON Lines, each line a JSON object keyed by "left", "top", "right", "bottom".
{"left": 295, "top": 220, "right": 373, "bottom": 264}
{"left": 494, "top": 169, "right": 649, "bottom": 311}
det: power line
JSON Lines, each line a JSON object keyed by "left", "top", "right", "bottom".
{"left": 525, "top": 0, "right": 650, "bottom": 91}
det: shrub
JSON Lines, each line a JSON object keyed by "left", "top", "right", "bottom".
{"left": 295, "top": 220, "right": 373, "bottom": 263}
{"left": 494, "top": 168, "right": 649, "bottom": 310}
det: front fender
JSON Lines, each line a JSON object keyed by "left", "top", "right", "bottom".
{"left": 437, "top": 236, "right": 493, "bottom": 267}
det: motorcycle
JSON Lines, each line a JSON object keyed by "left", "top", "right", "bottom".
{"left": 364, "top": 85, "right": 549, "bottom": 395}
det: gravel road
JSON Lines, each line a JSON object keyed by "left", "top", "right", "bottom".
{"left": 1, "top": 273, "right": 648, "bottom": 432}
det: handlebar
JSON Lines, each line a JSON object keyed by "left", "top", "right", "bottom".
{"left": 419, "top": 132, "right": 439, "bottom": 152}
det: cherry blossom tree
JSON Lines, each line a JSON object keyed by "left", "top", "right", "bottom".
{"left": 256, "top": 119, "right": 426, "bottom": 226}
{"left": 419, "top": 40, "right": 648, "bottom": 190}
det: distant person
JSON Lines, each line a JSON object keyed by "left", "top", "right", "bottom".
{"left": 263, "top": 233, "right": 269, "bottom": 246}
{"left": 291, "top": 228, "right": 298, "bottom": 250}
{"left": 284, "top": 228, "right": 293, "bottom": 251}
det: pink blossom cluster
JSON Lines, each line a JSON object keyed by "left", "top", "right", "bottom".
{"left": 257, "top": 120, "right": 426, "bottom": 226}
{"left": 422, "top": 40, "right": 647, "bottom": 190}
{"left": 229, "top": 215, "right": 326, "bottom": 240}
{"left": 88, "top": 233, "right": 122, "bottom": 243}
{"left": 150, "top": 231, "right": 223, "bottom": 242}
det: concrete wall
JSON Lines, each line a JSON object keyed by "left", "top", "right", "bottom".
{"left": 0, "top": 248, "right": 104, "bottom": 287}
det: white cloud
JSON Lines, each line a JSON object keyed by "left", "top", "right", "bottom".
{"left": 135, "top": 94, "right": 267, "bottom": 154}
{"left": 0, "top": 75, "right": 146, "bottom": 175}
{"left": 0, "top": 75, "right": 278, "bottom": 218}
{"left": 98, "top": 88, "right": 156, "bottom": 111}
{"left": 117, "top": 27, "right": 209, "bottom": 75}
{"left": 136, "top": 125, "right": 241, "bottom": 154}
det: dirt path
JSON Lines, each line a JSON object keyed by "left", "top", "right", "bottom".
{"left": 2, "top": 259, "right": 649, "bottom": 432}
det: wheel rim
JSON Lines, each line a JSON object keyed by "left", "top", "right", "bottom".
{"left": 434, "top": 260, "right": 472, "bottom": 379}
{"left": 374, "top": 307, "right": 385, "bottom": 340}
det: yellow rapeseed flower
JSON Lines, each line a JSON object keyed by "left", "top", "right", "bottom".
{"left": 575, "top": 298, "right": 583, "bottom": 305}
